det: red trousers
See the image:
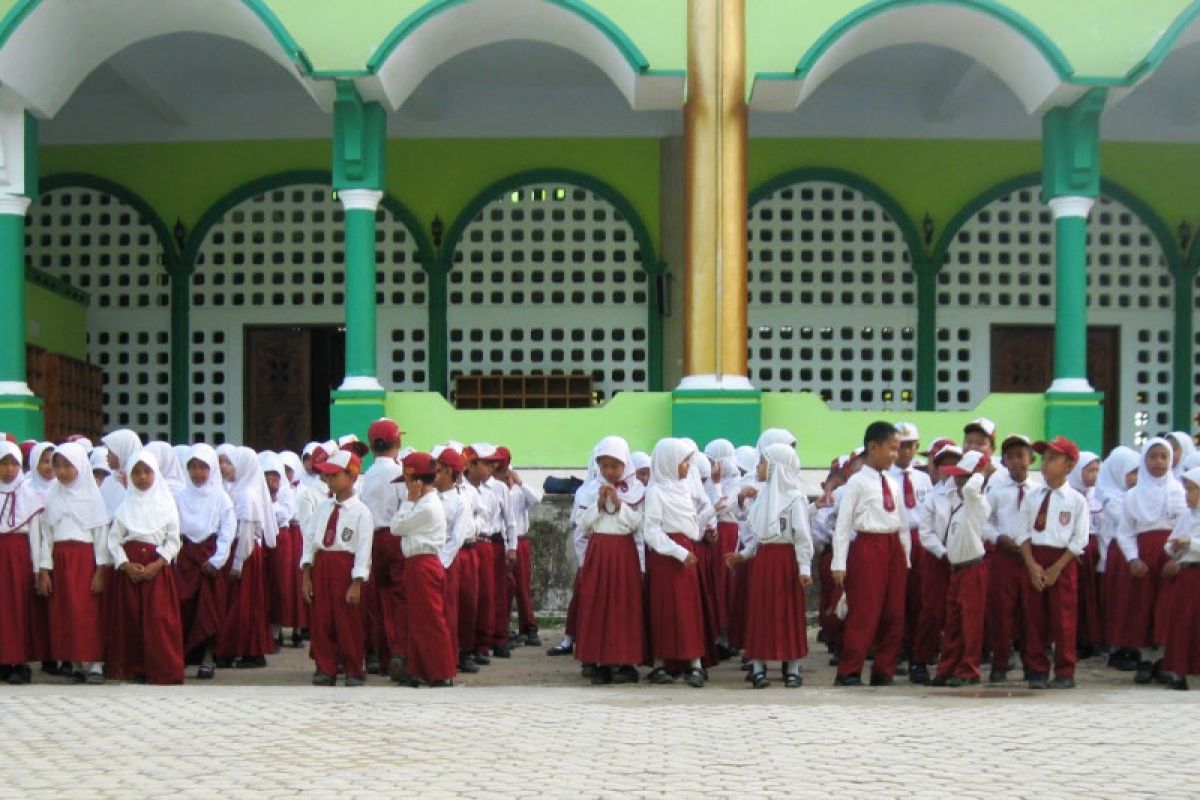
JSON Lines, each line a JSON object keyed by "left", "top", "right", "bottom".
{"left": 935, "top": 560, "right": 988, "bottom": 681}
{"left": 216, "top": 545, "right": 273, "bottom": 658}
{"left": 404, "top": 554, "right": 456, "bottom": 683}
{"left": 1020, "top": 546, "right": 1078, "bottom": 679}
{"left": 474, "top": 539, "right": 495, "bottom": 654}
{"left": 1076, "top": 535, "right": 1103, "bottom": 646}
{"left": 1108, "top": 530, "right": 1172, "bottom": 649}
{"left": 489, "top": 540, "right": 511, "bottom": 647}
{"left": 984, "top": 544, "right": 1024, "bottom": 671}
{"left": 512, "top": 537, "right": 537, "bottom": 634}
{"left": 47, "top": 541, "right": 105, "bottom": 663}
{"left": 456, "top": 545, "right": 478, "bottom": 654}
{"left": 0, "top": 533, "right": 34, "bottom": 664}
{"left": 176, "top": 535, "right": 227, "bottom": 653}
{"left": 105, "top": 543, "right": 184, "bottom": 684}
{"left": 913, "top": 553, "right": 950, "bottom": 665}
{"left": 817, "top": 548, "right": 842, "bottom": 652}
{"left": 363, "top": 529, "right": 404, "bottom": 663}
{"left": 1163, "top": 565, "right": 1200, "bottom": 676}
{"left": 902, "top": 528, "right": 923, "bottom": 656}
{"left": 836, "top": 532, "right": 907, "bottom": 679}
{"left": 442, "top": 556, "right": 461, "bottom": 657}
{"left": 308, "top": 550, "right": 365, "bottom": 680}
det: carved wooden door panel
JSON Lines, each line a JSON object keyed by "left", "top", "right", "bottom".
{"left": 244, "top": 327, "right": 312, "bottom": 451}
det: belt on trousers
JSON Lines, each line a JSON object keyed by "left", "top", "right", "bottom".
{"left": 461, "top": 541, "right": 476, "bottom": 550}
{"left": 951, "top": 556, "right": 983, "bottom": 572}
{"left": 487, "top": 533, "right": 505, "bottom": 544}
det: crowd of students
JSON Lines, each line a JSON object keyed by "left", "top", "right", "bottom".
{"left": 2, "top": 417, "right": 1199, "bottom": 691}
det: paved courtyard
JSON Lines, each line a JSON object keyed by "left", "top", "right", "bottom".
{"left": 1, "top": 629, "right": 1196, "bottom": 799}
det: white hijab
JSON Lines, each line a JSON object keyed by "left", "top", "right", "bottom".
{"left": 259, "top": 450, "right": 296, "bottom": 521}
{"left": 102, "top": 429, "right": 143, "bottom": 471}
{"left": 735, "top": 445, "right": 759, "bottom": 477}
{"left": 756, "top": 427, "right": 796, "bottom": 455}
{"left": 114, "top": 450, "right": 180, "bottom": 535}
{"left": 1096, "top": 446, "right": 1139, "bottom": 508}
{"left": 0, "top": 441, "right": 43, "bottom": 532}
{"left": 575, "top": 436, "right": 645, "bottom": 512}
{"left": 280, "top": 450, "right": 305, "bottom": 488}
{"left": 178, "top": 444, "right": 234, "bottom": 540}
{"left": 1125, "top": 437, "right": 1186, "bottom": 526}
{"left": 43, "top": 442, "right": 110, "bottom": 530}
{"left": 230, "top": 446, "right": 279, "bottom": 546}
{"left": 748, "top": 443, "right": 806, "bottom": 539}
{"left": 630, "top": 451, "right": 651, "bottom": 473}
{"left": 25, "top": 442, "right": 56, "bottom": 502}
{"left": 704, "top": 438, "right": 740, "bottom": 497}
{"left": 1170, "top": 432, "right": 1197, "bottom": 478}
{"left": 145, "top": 441, "right": 186, "bottom": 496}
{"left": 647, "top": 438, "right": 699, "bottom": 538}
{"left": 1067, "top": 451, "right": 1102, "bottom": 513}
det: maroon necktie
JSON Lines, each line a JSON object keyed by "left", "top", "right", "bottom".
{"left": 1033, "top": 490, "right": 1051, "bottom": 532}
{"left": 903, "top": 471, "right": 916, "bottom": 509}
{"left": 1017, "top": 484, "right": 1025, "bottom": 509}
{"left": 321, "top": 505, "right": 341, "bottom": 547}
{"left": 881, "top": 474, "right": 896, "bottom": 512}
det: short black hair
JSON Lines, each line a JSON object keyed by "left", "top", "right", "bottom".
{"left": 413, "top": 473, "right": 435, "bottom": 485}
{"left": 370, "top": 437, "right": 393, "bottom": 455}
{"left": 864, "top": 421, "right": 899, "bottom": 450}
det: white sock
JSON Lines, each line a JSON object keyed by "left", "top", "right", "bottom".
{"left": 87, "top": 662, "right": 103, "bottom": 675}
{"left": 751, "top": 659, "right": 766, "bottom": 674}
{"left": 560, "top": 635, "right": 574, "bottom": 647}
{"left": 271, "top": 624, "right": 282, "bottom": 638}
{"left": 689, "top": 658, "right": 702, "bottom": 669}
{"left": 201, "top": 647, "right": 215, "bottom": 669}
{"left": 785, "top": 659, "right": 802, "bottom": 676}
{"left": 72, "top": 661, "right": 83, "bottom": 674}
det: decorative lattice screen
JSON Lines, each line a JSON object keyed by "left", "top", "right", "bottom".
{"left": 939, "top": 187, "right": 1173, "bottom": 445}
{"left": 447, "top": 183, "right": 649, "bottom": 401}
{"left": 24, "top": 187, "right": 171, "bottom": 441}
{"left": 191, "top": 183, "right": 427, "bottom": 443}
{"left": 747, "top": 179, "right": 917, "bottom": 408}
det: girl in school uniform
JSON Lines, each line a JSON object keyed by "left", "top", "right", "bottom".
{"left": 216, "top": 446, "right": 278, "bottom": 668}
{"left": 548, "top": 445, "right": 601, "bottom": 660}
{"left": 1111, "top": 437, "right": 1186, "bottom": 683}
{"left": 703, "top": 438, "right": 741, "bottom": 658}
{"left": 642, "top": 438, "right": 707, "bottom": 688}
{"left": 679, "top": 440, "right": 718, "bottom": 668}
{"left": 574, "top": 436, "right": 646, "bottom": 685}
{"left": 1161, "top": 466, "right": 1200, "bottom": 690}
{"left": 632, "top": 451, "right": 652, "bottom": 488}
{"left": 260, "top": 451, "right": 303, "bottom": 650}
{"left": 1067, "top": 451, "right": 1103, "bottom": 658}
{"left": 105, "top": 451, "right": 184, "bottom": 685}
{"left": 23, "top": 441, "right": 56, "bottom": 675}
{"left": 33, "top": 442, "right": 110, "bottom": 684}
{"left": 99, "top": 429, "right": 143, "bottom": 517}
{"left": 1097, "top": 446, "right": 1140, "bottom": 668}
{"left": 25, "top": 442, "right": 56, "bottom": 503}
{"left": 1168, "top": 432, "right": 1196, "bottom": 479}
{"left": 0, "top": 441, "right": 41, "bottom": 684}
{"left": 726, "top": 443, "right": 814, "bottom": 689}
{"left": 176, "top": 444, "right": 235, "bottom": 679}
{"left": 89, "top": 448, "right": 111, "bottom": 487}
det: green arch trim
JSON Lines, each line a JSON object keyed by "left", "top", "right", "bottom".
{"left": 748, "top": 167, "right": 927, "bottom": 261}
{"left": 365, "top": 0, "right": 650, "bottom": 76}
{"left": 0, "top": 1, "right": 313, "bottom": 73}
{"left": 181, "top": 170, "right": 435, "bottom": 267}
{"left": 38, "top": 172, "right": 178, "bottom": 269}
{"left": 795, "top": 0, "right": 1074, "bottom": 81}
{"left": 437, "top": 167, "right": 665, "bottom": 396}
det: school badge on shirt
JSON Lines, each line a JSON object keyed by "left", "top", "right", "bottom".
{"left": 1058, "top": 511, "right": 1072, "bottom": 526}
{"left": 341, "top": 527, "right": 354, "bottom": 543}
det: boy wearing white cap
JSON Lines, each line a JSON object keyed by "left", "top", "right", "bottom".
{"left": 889, "top": 422, "right": 931, "bottom": 675}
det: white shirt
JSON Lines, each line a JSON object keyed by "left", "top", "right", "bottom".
{"left": 831, "top": 465, "right": 910, "bottom": 572}
{"left": 361, "top": 457, "right": 404, "bottom": 530}
{"left": 984, "top": 474, "right": 1039, "bottom": 545}
{"left": 1118, "top": 499, "right": 1184, "bottom": 562}
{"left": 643, "top": 487, "right": 699, "bottom": 563}
{"left": 944, "top": 474, "right": 990, "bottom": 566}
{"left": 741, "top": 497, "right": 814, "bottom": 576}
{"left": 888, "top": 463, "right": 933, "bottom": 532}
{"left": 577, "top": 496, "right": 643, "bottom": 538}
{"left": 390, "top": 490, "right": 447, "bottom": 559}
{"left": 295, "top": 481, "right": 329, "bottom": 533}
{"left": 108, "top": 516, "right": 182, "bottom": 568}
{"left": 1097, "top": 498, "right": 1124, "bottom": 572}
{"left": 810, "top": 502, "right": 836, "bottom": 547}
{"left": 1166, "top": 511, "right": 1200, "bottom": 565}
{"left": 460, "top": 481, "right": 489, "bottom": 544}
{"left": 178, "top": 492, "right": 236, "bottom": 570}
{"left": 300, "top": 494, "right": 374, "bottom": 582}
{"left": 507, "top": 482, "right": 543, "bottom": 545}
{"left": 438, "top": 486, "right": 474, "bottom": 569}
{"left": 33, "top": 514, "right": 111, "bottom": 570}
{"left": 1014, "top": 483, "right": 1089, "bottom": 555}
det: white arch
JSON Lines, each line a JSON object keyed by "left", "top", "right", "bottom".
{"left": 750, "top": 3, "right": 1082, "bottom": 115}
{"left": 360, "top": 0, "right": 683, "bottom": 111}
{"left": 0, "top": 0, "right": 332, "bottom": 118}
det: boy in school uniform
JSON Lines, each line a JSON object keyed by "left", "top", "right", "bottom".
{"left": 928, "top": 449, "right": 992, "bottom": 687}
{"left": 1015, "top": 436, "right": 1089, "bottom": 689}
{"left": 360, "top": 418, "right": 406, "bottom": 677}
{"left": 301, "top": 449, "right": 374, "bottom": 686}
{"left": 888, "top": 422, "right": 932, "bottom": 676}
{"left": 433, "top": 447, "right": 473, "bottom": 667}
{"left": 494, "top": 447, "right": 543, "bottom": 647}
{"left": 477, "top": 446, "right": 515, "bottom": 656}
{"left": 910, "top": 442, "right": 962, "bottom": 683}
{"left": 831, "top": 422, "right": 909, "bottom": 686}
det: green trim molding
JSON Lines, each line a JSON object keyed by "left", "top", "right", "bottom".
{"left": 1042, "top": 88, "right": 1106, "bottom": 201}
{"left": 40, "top": 172, "right": 179, "bottom": 267}
{"left": 0, "top": 393, "right": 44, "bottom": 440}
{"left": 332, "top": 82, "right": 386, "bottom": 191}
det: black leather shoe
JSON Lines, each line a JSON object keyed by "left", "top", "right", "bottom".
{"left": 523, "top": 633, "right": 542, "bottom": 647}
{"left": 988, "top": 670, "right": 1008, "bottom": 684}
{"left": 457, "top": 655, "right": 479, "bottom": 674}
{"left": 927, "top": 675, "right": 949, "bottom": 687}
{"left": 492, "top": 645, "right": 512, "bottom": 659}
{"left": 1134, "top": 660, "right": 1155, "bottom": 684}
{"left": 612, "top": 666, "right": 639, "bottom": 684}
{"left": 291, "top": 630, "right": 304, "bottom": 648}
{"left": 429, "top": 679, "right": 454, "bottom": 688}
{"left": 235, "top": 656, "right": 267, "bottom": 669}
{"left": 214, "top": 656, "right": 233, "bottom": 669}
{"left": 366, "top": 654, "right": 382, "bottom": 675}
{"left": 908, "top": 664, "right": 929, "bottom": 685}
{"left": 750, "top": 671, "right": 770, "bottom": 689}
{"left": 311, "top": 672, "right": 335, "bottom": 687}
{"left": 869, "top": 674, "right": 895, "bottom": 687}
{"left": 684, "top": 668, "right": 706, "bottom": 688}
{"left": 1170, "top": 676, "right": 1190, "bottom": 691}
{"left": 646, "top": 667, "right": 675, "bottom": 684}
{"left": 834, "top": 674, "right": 862, "bottom": 687}
{"left": 1108, "top": 649, "right": 1139, "bottom": 671}
{"left": 546, "top": 642, "right": 573, "bottom": 656}
{"left": 473, "top": 652, "right": 491, "bottom": 665}
{"left": 590, "top": 666, "right": 613, "bottom": 685}
{"left": 784, "top": 673, "right": 802, "bottom": 688}
{"left": 196, "top": 664, "right": 216, "bottom": 680}
{"left": 1049, "top": 676, "right": 1075, "bottom": 689}
{"left": 1027, "top": 673, "right": 1050, "bottom": 689}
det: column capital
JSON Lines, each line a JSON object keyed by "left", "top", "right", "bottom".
{"left": 339, "top": 189, "right": 383, "bottom": 213}
{"left": 0, "top": 194, "right": 31, "bottom": 216}
{"left": 1041, "top": 88, "right": 1106, "bottom": 201}
{"left": 1047, "top": 196, "right": 1094, "bottom": 220}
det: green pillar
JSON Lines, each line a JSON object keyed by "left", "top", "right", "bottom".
{"left": 1041, "top": 89, "right": 1106, "bottom": 452}
{"left": 0, "top": 194, "right": 43, "bottom": 438}
{"left": 338, "top": 189, "right": 383, "bottom": 390}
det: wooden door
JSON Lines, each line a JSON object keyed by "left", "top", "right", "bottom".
{"left": 991, "top": 325, "right": 1119, "bottom": 452}
{"left": 244, "top": 326, "right": 312, "bottom": 451}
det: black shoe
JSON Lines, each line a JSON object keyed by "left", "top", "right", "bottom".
{"left": 214, "top": 656, "right": 233, "bottom": 669}
{"left": 1027, "top": 673, "right": 1050, "bottom": 690}
{"left": 946, "top": 676, "right": 981, "bottom": 688}
{"left": 523, "top": 633, "right": 542, "bottom": 647}
{"left": 590, "top": 666, "right": 613, "bottom": 685}
{"left": 1153, "top": 660, "right": 1173, "bottom": 685}
{"left": 684, "top": 668, "right": 706, "bottom": 688}
{"left": 816, "top": 629, "right": 829, "bottom": 645}
{"left": 1108, "top": 649, "right": 1139, "bottom": 671}
{"left": 1134, "top": 660, "right": 1155, "bottom": 685}
{"left": 646, "top": 667, "right": 675, "bottom": 684}
{"left": 429, "top": 679, "right": 454, "bottom": 688}
{"left": 457, "top": 654, "right": 479, "bottom": 674}
{"left": 828, "top": 654, "right": 839, "bottom": 667}
{"left": 1049, "top": 676, "right": 1075, "bottom": 689}
{"left": 0, "top": 665, "right": 10, "bottom": 682}
{"left": 473, "top": 652, "right": 492, "bottom": 665}
{"left": 784, "top": 673, "right": 802, "bottom": 689}
{"left": 275, "top": 632, "right": 284, "bottom": 651}
{"left": 40, "top": 660, "right": 58, "bottom": 675}
{"left": 834, "top": 675, "right": 862, "bottom": 687}
{"left": 235, "top": 656, "right": 267, "bottom": 669}
{"left": 869, "top": 674, "right": 895, "bottom": 687}
{"left": 1170, "top": 676, "right": 1190, "bottom": 691}
{"left": 8, "top": 664, "right": 32, "bottom": 685}
{"left": 345, "top": 676, "right": 367, "bottom": 687}
{"left": 492, "top": 645, "right": 512, "bottom": 659}
{"left": 388, "top": 656, "right": 407, "bottom": 683}
{"left": 988, "top": 670, "right": 1008, "bottom": 684}
{"left": 291, "top": 630, "right": 304, "bottom": 648}
{"left": 546, "top": 642, "right": 573, "bottom": 657}
{"left": 580, "top": 662, "right": 598, "bottom": 679}
{"left": 612, "top": 666, "right": 639, "bottom": 684}
{"left": 366, "top": 654, "right": 382, "bottom": 675}
{"left": 85, "top": 671, "right": 104, "bottom": 685}
{"left": 927, "top": 675, "right": 949, "bottom": 687}
{"left": 196, "top": 664, "right": 216, "bottom": 680}
{"left": 56, "top": 662, "right": 75, "bottom": 678}
{"left": 908, "top": 664, "right": 929, "bottom": 685}
{"left": 716, "top": 643, "right": 738, "bottom": 661}
{"left": 311, "top": 672, "right": 335, "bottom": 687}
{"left": 750, "top": 671, "right": 770, "bottom": 689}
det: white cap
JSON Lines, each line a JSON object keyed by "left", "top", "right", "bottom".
{"left": 338, "top": 434, "right": 361, "bottom": 447}
{"left": 315, "top": 449, "right": 360, "bottom": 474}
{"left": 944, "top": 449, "right": 989, "bottom": 476}
{"left": 964, "top": 417, "right": 996, "bottom": 438}
{"left": 933, "top": 445, "right": 963, "bottom": 463}
{"left": 469, "top": 442, "right": 497, "bottom": 459}
{"left": 895, "top": 422, "right": 920, "bottom": 442}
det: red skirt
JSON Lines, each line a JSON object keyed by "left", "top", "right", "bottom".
{"left": 575, "top": 534, "right": 646, "bottom": 666}
{"left": 711, "top": 522, "right": 739, "bottom": 633}
{"left": 105, "top": 542, "right": 184, "bottom": 684}
{"left": 742, "top": 544, "right": 809, "bottom": 662}
{"left": 728, "top": 552, "right": 753, "bottom": 651}
{"left": 176, "top": 536, "right": 228, "bottom": 653}
{"left": 216, "top": 545, "right": 273, "bottom": 658}
{"left": 271, "top": 524, "right": 307, "bottom": 629}
{"left": 404, "top": 554, "right": 456, "bottom": 683}
{"left": 1163, "top": 565, "right": 1200, "bottom": 676}
{"left": 1077, "top": 534, "right": 1103, "bottom": 646}
{"left": 644, "top": 535, "right": 705, "bottom": 662}
{"left": 0, "top": 534, "right": 35, "bottom": 664}
{"left": 47, "top": 541, "right": 105, "bottom": 663}
{"left": 1107, "top": 530, "right": 1172, "bottom": 649}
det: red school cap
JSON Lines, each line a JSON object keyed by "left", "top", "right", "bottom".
{"left": 1033, "top": 436, "right": 1080, "bottom": 464}
{"left": 315, "top": 449, "right": 362, "bottom": 475}
{"left": 490, "top": 446, "right": 512, "bottom": 466}
{"left": 437, "top": 448, "right": 466, "bottom": 473}
{"left": 401, "top": 451, "right": 438, "bottom": 478}
{"left": 367, "top": 418, "right": 403, "bottom": 445}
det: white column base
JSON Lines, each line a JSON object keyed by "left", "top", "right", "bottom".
{"left": 337, "top": 376, "right": 385, "bottom": 392}
{"left": 0, "top": 380, "right": 34, "bottom": 396}
{"left": 338, "top": 189, "right": 383, "bottom": 212}
{"left": 1047, "top": 378, "right": 1095, "bottom": 394}
{"left": 1047, "top": 196, "right": 1094, "bottom": 220}
{"left": 676, "top": 374, "right": 756, "bottom": 391}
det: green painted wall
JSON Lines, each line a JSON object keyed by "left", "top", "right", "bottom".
{"left": 24, "top": 280, "right": 86, "bottom": 359}
{"left": 38, "top": 138, "right": 662, "bottom": 252}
